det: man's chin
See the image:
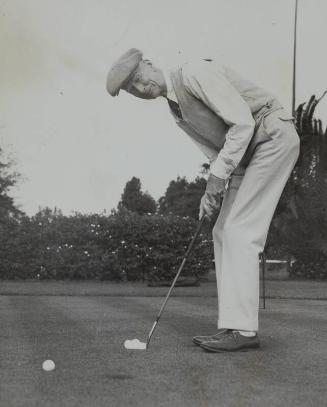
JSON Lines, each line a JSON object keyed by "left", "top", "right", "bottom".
{"left": 137, "top": 94, "right": 157, "bottom": 100}
{"left": 147, "top": 83, "right": 163, "bottom": 99}
{"left": 145, "top": 92, "right": 160, "bottom": 100}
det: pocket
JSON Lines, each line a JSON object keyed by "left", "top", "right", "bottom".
{"left": 278, "top": 110, "right": 294, "bottom": 122}
{"left": 261, "top": 109, "right": 294, "bottom": 137}
{"left": 261, "top": 113, "right": 274, "bottom": 139}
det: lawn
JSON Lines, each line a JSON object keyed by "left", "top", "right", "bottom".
{"left": 1, "top": 282, "right": 327, "bottom": 406}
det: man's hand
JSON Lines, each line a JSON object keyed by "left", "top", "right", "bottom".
{"left": 206, "top": 173, "right": 226, "bottom": 197}
{"left": 199, "top": 174, "right": 226, "bottom": 220}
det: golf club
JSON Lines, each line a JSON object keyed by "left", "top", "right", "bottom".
{"left": 124, "top": 214, "right": 208, "bottom": 350}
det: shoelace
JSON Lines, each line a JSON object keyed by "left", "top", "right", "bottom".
{"left": 219, "top": 329, "right": 238, "bottom": 341}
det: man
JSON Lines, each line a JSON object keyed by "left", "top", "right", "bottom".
{"left": 106, "top": 48, "right": 300, "bottom": 352}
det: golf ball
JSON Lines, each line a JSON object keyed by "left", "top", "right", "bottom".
{"left": 42, "top": 360, "right": 55, "bottom": 371}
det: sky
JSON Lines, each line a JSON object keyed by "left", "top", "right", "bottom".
{"left": 1, "top": 0, "right": 326, "bottom": 215}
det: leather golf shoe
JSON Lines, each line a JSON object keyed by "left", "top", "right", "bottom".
{"left": 192, "top": 329, "right": 229, "bottom": 346}
{"left": 200, "top": 330, "right": 260, "bottom": 352}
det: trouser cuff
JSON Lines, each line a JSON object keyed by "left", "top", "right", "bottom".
{"left": 218, "top": 319, "right": 258, "bottom": 332}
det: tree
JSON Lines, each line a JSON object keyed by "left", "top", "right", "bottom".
{"left": 295, "top": 91, "right": 327, "bottom": 136}
{"left": 119, "top": 177, "right": 157, "bottom": 215}
{"left": 158, "top": 176, "right": 206, "bottom": 219}
{"left": 268, "top": 94, "right": 327, "bottom": 278}
{"left": 0, "top": 146, "right": 23, "bottom": 221}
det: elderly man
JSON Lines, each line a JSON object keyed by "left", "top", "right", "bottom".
{"left": 106, "top": 48, "right": 300, "bottom": 352}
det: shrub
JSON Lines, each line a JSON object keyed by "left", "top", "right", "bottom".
{"left": 267, "top": 94, "right": 327, "bottom": 279}
{"left": 0, "top": 208, "right": 213, "bottom": 281}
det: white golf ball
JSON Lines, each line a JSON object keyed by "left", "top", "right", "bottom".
{"left": 42, "top": 360, "right": 55, "bottom": 371}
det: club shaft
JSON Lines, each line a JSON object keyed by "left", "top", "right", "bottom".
{"left": 147, "top": 320, "right": 158, "bottom": 346}
{"left": 146, "top": 215, "right": 207, "bottom": 347}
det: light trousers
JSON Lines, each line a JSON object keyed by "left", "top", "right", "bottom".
{"left": 213, "top": 110, "right": 300, "bottom": 331}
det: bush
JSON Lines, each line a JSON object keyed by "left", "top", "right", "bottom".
{"left": 0, "top": 208, "right": 213, "bottom": 281}
{"left": 266, "top": 95, "right": 327, "bottom": 279}
{"left": 0, "top": 216, "right": 39, "bottom": 279}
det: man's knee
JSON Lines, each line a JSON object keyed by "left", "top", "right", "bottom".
{"left": 223, "top": 221, "right": 238, "bottom": 235}
{"left": 290, "top": 132, "right": 300, "bottom": 157}
{"left": 222, "top": 220, "right": 250, "bottom": 244}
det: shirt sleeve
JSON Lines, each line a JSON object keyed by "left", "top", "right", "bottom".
{"left": 182, "top": 62, "right": 255, "bottom": 179}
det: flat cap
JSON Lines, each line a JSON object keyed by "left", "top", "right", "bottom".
{"left": 106, "top": 48, "right": 143, "bottom": 96}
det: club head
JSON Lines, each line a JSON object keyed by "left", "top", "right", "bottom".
{"left": 123, "top": 339, "right": 147, "bottom": 350}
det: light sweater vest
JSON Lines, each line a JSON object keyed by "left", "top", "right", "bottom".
{"left": 170, "top": 64, "right": 283, "bottom": 167}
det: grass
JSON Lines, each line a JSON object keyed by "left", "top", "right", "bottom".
{"left": 1, "top": 279, "right": 327, "bottom": 299}
{"left": 0, "top": 281, "right": 327, "bottom": 406}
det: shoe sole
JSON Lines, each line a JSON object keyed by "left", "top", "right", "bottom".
{"left": 193, "top": 338, "right": 205, "bottom": 346}
{"left": 200, "top": 343, "right": 260, "bottom": 353}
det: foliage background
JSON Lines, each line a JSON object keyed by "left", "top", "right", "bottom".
{"left": 1, "top": 96, "right": 326, "bottom": 280}
{"left": 266, "top": 93, "right": 327, "bottom": 279}
{"left": 0, "top": 208, "right": 213, "bottom": 281}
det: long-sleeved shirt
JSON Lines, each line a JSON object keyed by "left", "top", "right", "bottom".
{"left": 164, "top": 61, "right": 256, "bottom": 179}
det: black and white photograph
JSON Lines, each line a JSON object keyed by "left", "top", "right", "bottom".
{"left": 1, "top": 0, "right": 327, "bottom": 406}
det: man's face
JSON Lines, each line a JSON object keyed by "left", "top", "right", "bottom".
{"left": 124, "top": 60, "right": 167, "bottom": 100}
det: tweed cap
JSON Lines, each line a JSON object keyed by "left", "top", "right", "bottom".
{"left": 106, "top": 48, "right": 143, "bottom": 96}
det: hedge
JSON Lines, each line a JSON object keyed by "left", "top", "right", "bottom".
{"left": 2, "top": 206, "right": 326, "bottom": 281}
{"left": 0, "top": 208, "right": 214, "bottom": 281}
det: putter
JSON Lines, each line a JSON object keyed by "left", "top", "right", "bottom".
{"left": 124, "top": 214, "right": 208, "bottom": 350}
